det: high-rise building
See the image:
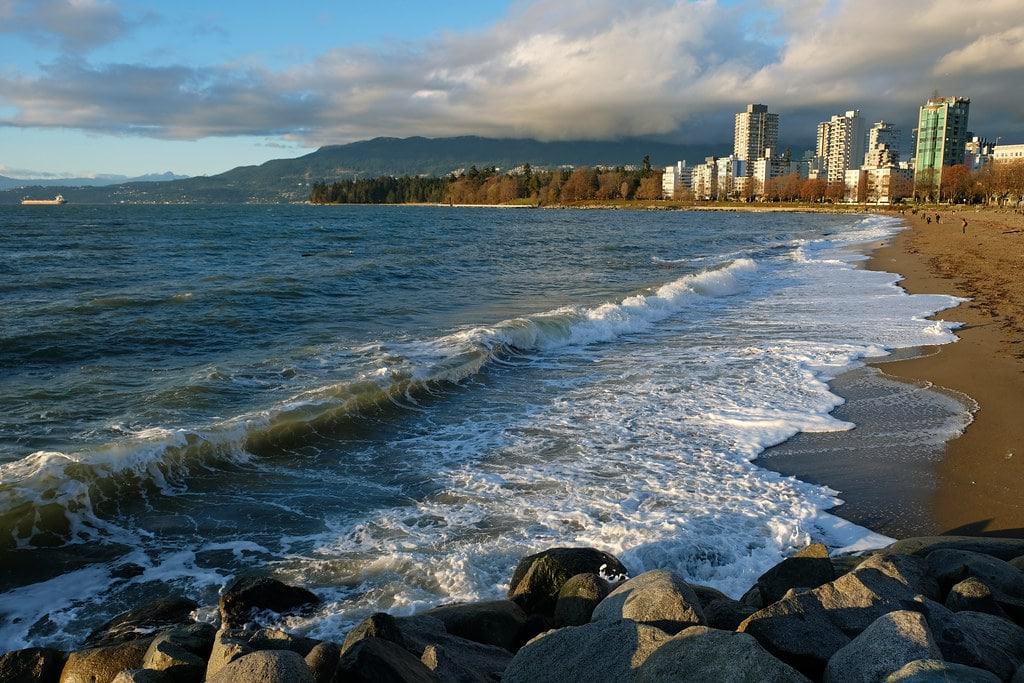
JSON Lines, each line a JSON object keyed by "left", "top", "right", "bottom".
{"left": 865, "top": 121, "right": 901, "bottom": 166}
{"left": 815, "top": 110, "right": 867, "bottom": 184}
{"left": 734, "top": 104, "right": 779, "bottom": 162}
{"left": 662, "top": 161, "right": 692, "bottom": 199}
{"left": 914, "top": 96, "right": 970, "bottom": 188}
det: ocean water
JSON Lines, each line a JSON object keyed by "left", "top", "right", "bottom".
{"left": 0, "top": 205, "right": 964, "bottom": 650}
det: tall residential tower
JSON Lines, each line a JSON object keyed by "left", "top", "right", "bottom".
{"left": 816, "top": 110, "right": 867, "bottom": 184}
{"left": 734, "top": 104, "right": 779, "bottom": 161}
{"left": 914, "top": 96, "right": 970, "bottom": 188}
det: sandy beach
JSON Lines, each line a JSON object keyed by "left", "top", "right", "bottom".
{"left": 866, "top": 207, "right": 1024, "bottom": 536}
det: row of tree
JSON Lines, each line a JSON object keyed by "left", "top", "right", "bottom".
{"left": 310, "top": 159, "right": 1024, "bottom": 206}
{"left": 310, "top": 162, "right": 664, "bottom": 205}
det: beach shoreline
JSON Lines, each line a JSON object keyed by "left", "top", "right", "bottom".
{"left": 762, "top": 207, "right": 1024, "bottom": 539}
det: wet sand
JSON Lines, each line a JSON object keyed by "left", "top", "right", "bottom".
{"left": 761, "top": 207, "right": 1024, "bottom": 539}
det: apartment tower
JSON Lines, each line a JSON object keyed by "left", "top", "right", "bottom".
{"left": 734, "top": 104, "right": 779, "bottom": 161}
{"left": 914, "top": 96, "right": 970, "bottom": 188}
{"left": 816, "top": 110, "right": 867, "bottom": 184}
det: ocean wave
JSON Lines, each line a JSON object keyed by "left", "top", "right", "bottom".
{"left": 0, "top": 258, "right": 761, "bottom": 549}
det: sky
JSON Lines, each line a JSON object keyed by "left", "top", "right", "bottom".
{"left": 1, "top": 0, "right": 1022, "bottom": 178}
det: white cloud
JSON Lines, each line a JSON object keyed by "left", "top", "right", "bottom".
{"left": 0, "top": 0, "right": 1021, "bottom": 145}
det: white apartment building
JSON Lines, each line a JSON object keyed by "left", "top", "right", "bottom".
{"left": 662, "top": 161, "right": 692, "bottom": 199}
{"left": 964, "top": 136, "right": 994, "bottom": 170}
{"left": 993, "top": 144, "right": 1024, "bottom": 163}
{"left": 751, "top": 148, "right": 809, "bottom": 197}
{"left": 715, "top": 156, "right": 746, "bottom": 199}
{"left": 816, "top": 110, "right": 867, "bottom": 184}
{"left": 844, "top": 165, "right": 913, "bottom": 204}
{"left": 865, "top": 121, "right": 901, "bottom": 167}
{"left": 734, "top": 104, "right": 779, "bottom": 162}
{"left": 690, "top": 158, "right": 719, "bottom": 200}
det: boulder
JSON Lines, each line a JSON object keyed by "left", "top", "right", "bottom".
{"left": 884, "top": 659, "right": 1001, "bottom": 682}
{"left": 915, "top": 597, "right": 1024, "bottom": 680}
{"left": 205, "top": 629, "right": 254, "bottom": 680}
{"left": 947, "top": 578, "right": 1010, "bottom": 619}
{"left": 926, "top": 550, "right": 1024, "bottom": 620}
{"left": 333, "top": 638, "right": 437, "bottom": 683}
{"left": 1010, "top": 556, "right": 1024, "bottom": 573}
{"left": 0, "top": 647, "right": 66, "bottom": 683}
{"left": 420, "top": 600, "right": 527, "bottom": 651}
{"left": 419, "top": 644, "right": 492, "bottom": 683}
{"left": 757, "top": 544, "right": 837, "bottom": 605}
{"left": 340, "top": 613, "right": 407, "bottom": 656}
{"left": 206, "top": 649, "right": 314, "bottom": 683}
{"left": 885, "top": 537, "right": 1024, "bottom": 562}
{"left": 591, "top": 570, "right": 705, "bottom": 633}
{"left": 507, "top": 548, "right": 628, "bottom": 615}
{"left": 741, "top": 586, "right": 765, "bottom": 610}
{"left": 689, "top": 584, "right": 731, "bottom": 606}
{"left": 84, "top": 598, "right": 198, "bottom": 647}
{"left": 503, "top": 619, "right": 671, "bottom": 683}
{"left": 635, "top": 625, "right": 808, "bottom": 682}
{"left": 824, "top": 610, "right": 941, "bottom": 683}
{"left": 396, "top": 615, "right": 511, "bottom": 681}
{"left": 140, "top": 635, "right": 205, "bottom": 683}
{"left": 110, "top": 671, "right": 172, "bottom": 683}
{"left": 59, "top": 639, "right": 151, "bottom": 683}
{"left": 218, "top": 576, "right": 320, "bottom": 628}
{"left": 553, "top": 574, "right": 609, "bottom": 627}
{"left": 832, "top": 554, "right": 873, "bottom": 577}
{"left": 702, "top": 598, "right": 757, "bottom": 631}
{"left": 245, "top": 628, "right": 319, "bottom": 656}
{"left": 738, "top": 589, "right": 850, "bottom": 678}
{"left": 304, "top": 642, "right": 340, "bottom": 683}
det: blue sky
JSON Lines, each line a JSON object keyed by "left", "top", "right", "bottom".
{"left": 0, "top": 0, "right": 513, "bottom": 177}
{"left": 1, "top": 0, "right": 1021, "bottom": 178}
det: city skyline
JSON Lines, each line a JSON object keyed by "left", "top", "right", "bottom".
{"left": 1, "top": 0, "right": 1023, "bottom": 178}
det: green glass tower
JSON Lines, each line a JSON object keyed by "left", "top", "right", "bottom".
{"left": 914, "top": 96, "right": 970, "bottom": 189}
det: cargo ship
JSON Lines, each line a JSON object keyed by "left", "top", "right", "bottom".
{"left": 21, "top": 194, "right": 67, "bottom": 205}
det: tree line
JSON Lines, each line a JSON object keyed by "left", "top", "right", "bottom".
{"left": 310, "top": 160, "right": 664, "bottom": 206}
{"left": 310, "top": 158, "right": 1024, "bottom": 206}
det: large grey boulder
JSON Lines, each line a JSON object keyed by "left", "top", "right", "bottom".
{"left": 689, "top": 583, "right": 756, "bottom": 629}
{"left": 84, "top": 598, "right": 197, "bottom": 647}
{"left": 218, "top": 576, "right": 320, "bottom": 628}
{"left": 884, "top": 659, "right": 1001, "bottom": 682}
{"left": 739, "top": 554, "right": 935, "bottom": 677}
{"left": 333, "top": 638, "right": 437, "bottom": 683}
{"left": 420, "top": 600, "right": 527, "bottom": 651}
{"left": 591, "top": 570, "right": 705, "bottom": 633}
{"left": 341, "top": 613, "right": 407, "bottom": 655}
{"left": 206, "top": 649, "right": 314, "bottom": 683}
{"left": 738, "top": 589, "right": 850, "bottom": 677}
{"left": 757, "top": 544, "right": 837, "bottom": 605}
{"left": 110, "top": 671, "right": 172, "bottom": 683}
{"left": 204, "top": 629, "right": 253, "bottom": 679}
{"left": 885, "top": 538, "right": 1024, "bottom": 562}
{"left": 926, "top": 550, "right": 1024, "bottom": 620}
{"left": 507, "top": 547, "right": 628, "bottom": 615}
{"left": 0, "top": 647, "right": 66, "bottom": 683}
{"left": 1010, "top": 556, "right": 1024, "bottom": 572}
{"left": 635, "top": 625, "right": 807, "bottom": 683}
{"left": 304, "top": 642, "right": 340, "bottom": 683}
{"left": 553, "top": 573, "right": 609, "bottom": 627}
{"left": 141, "top": 633, "right": 206, "bottom": 683}
{"left": 824, "top": 610, "right": 941, "bottom": 683}
{"left": 947, "top": 578, "right": 1011, "bottom": 619}
{"left": 503, "top": 619, "right": 670, "bottom": 683}
{"left": 916, "top": 597, "right": 1024, "bottom": 680}
{"left": 59, "top": 639, "right": 151, "bottom": 683}
{"left": 396, "top": 615, "right": 511, "bottom": 681}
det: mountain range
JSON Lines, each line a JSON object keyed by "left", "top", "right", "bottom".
{"left": 0, "top": 136, "right": 733, "bottom": 204}
{"left": 0, "top": 171, "right": 188, "bottom": 191}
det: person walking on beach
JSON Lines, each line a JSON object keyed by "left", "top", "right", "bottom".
{"left": 927, "top": 215, "right": 932, "bottom": 224}
{"left": 935, "top": 213, "right": 941, "bottom": 224}
{"left": 962, "top": 217, "right": 968, "bottom": 234}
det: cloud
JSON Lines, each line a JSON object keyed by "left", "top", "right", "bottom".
{"left": 0, "top": 0, "right": 138, "bottom": 52}
{"left": 0, "top": 0, "right": 1022, "bottom": 146}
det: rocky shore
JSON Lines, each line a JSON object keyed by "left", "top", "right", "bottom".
{"left": 4, "top": 536, "right": 1024, "bottom": 682}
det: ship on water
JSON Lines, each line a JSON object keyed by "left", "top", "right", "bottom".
{"left": 21, "top": 194, "right": 67, "bottom": 206}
